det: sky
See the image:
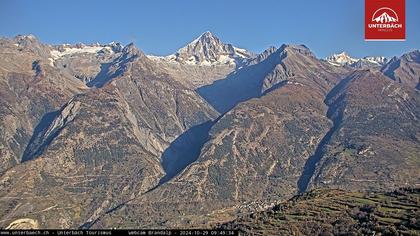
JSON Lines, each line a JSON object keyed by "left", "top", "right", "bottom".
{"left": 0, "top": 0, "right": 419, "bottom": 58}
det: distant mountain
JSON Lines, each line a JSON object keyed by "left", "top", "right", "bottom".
{"left": 351, "top": 56, "right": 388, "bottom": 69}
{"left": 325, "top": 52, "right": 358, "bottom": 66}
{"left": 48, "top": 42, "right": 124, "bottom": 85}
{"left": 381, "top": 50, "right": 420, "bottom": 89}
{"left": 148, "top": 31, "right": 255, "bottom": 66}
{"left": 326, "top": 52, "right": 388, "bottom": 69}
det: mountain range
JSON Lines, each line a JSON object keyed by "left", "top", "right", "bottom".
{"left": 0, "top": 32, "right": 419, "bottom": 232}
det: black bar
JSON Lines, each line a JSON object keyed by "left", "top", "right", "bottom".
{"left": 0, "top": 230, "right": 238, "bottom": 236}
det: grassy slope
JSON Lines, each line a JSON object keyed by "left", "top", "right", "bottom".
{"left": 219, "top": 188, "right": 420, "bottom": 235}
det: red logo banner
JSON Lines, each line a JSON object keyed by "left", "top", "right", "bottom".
{"left": 365, "top": 0, "right": 406, "bottom": 41}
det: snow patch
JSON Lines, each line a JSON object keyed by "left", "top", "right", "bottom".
{"left": 50, "top": 45, "right": 111, "bottom": 59}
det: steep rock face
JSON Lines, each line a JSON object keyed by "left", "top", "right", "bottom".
{"left": 0, "top": 36, "right": 87, "bottom": 173}
{"left": 0, "top": 43, "right": 218, "bottom": 229}
{"left": 22, "top": 98, "right": 81, "bottom": 162}
{"left": 381, "top": 50, "right": 420, "bottom": 89}
{"left": 309, "top": 70, "right": 420, "bottom": 191}
{"left": 0, "top": 87, "right": 165, "bottom": 228}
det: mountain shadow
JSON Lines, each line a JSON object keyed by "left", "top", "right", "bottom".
{"left": 21, "top": 110, "right": 60, "bottom": 162}
{"left": 197, "top": 49, "right": 284, "bottom": 113}
{"left": 158, "top": 120, "right": 215, "bottom": 185}
{"left": 86, "top": 63, "right": 112, "bottom": 88}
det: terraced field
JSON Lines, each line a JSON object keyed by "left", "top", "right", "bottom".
{"left": 219, "top": 188, "right": 420, "bottom": 235}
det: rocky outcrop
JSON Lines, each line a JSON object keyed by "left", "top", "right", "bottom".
{"left": 22, "top": 98, "right": 81, "bottom": 162}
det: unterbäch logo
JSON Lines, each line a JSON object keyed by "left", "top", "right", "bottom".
{"left": 368, "top": 6, "right": 402, "bottom": 30}
{"left": 365, "top": 0, "right": 405, "bottom": 40}
{"left": 372, "top": 7, "right": 398, "bottom": 23}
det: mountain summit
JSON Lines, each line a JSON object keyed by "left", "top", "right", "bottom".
{"left": 150, "top": 31, "right": 254, "bottom": 66}
{"left": 325, "top": 52, "right": 358, "bottom": 66}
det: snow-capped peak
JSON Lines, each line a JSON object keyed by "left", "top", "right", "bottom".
{"left": 183, "top": 31, "right": 215, "bottom": 48}
{"left": 325, "top": 52, "right": 358, "bottom": 66}
{"left": 148, "top": 31, "right": 254, "bottom": 66}
{"left": 326, "top": 52, "right": 388, "bottom": 68}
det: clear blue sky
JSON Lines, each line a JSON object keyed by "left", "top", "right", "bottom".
{"left": 0, "top": 0, "right": 419, "bottom": 58}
